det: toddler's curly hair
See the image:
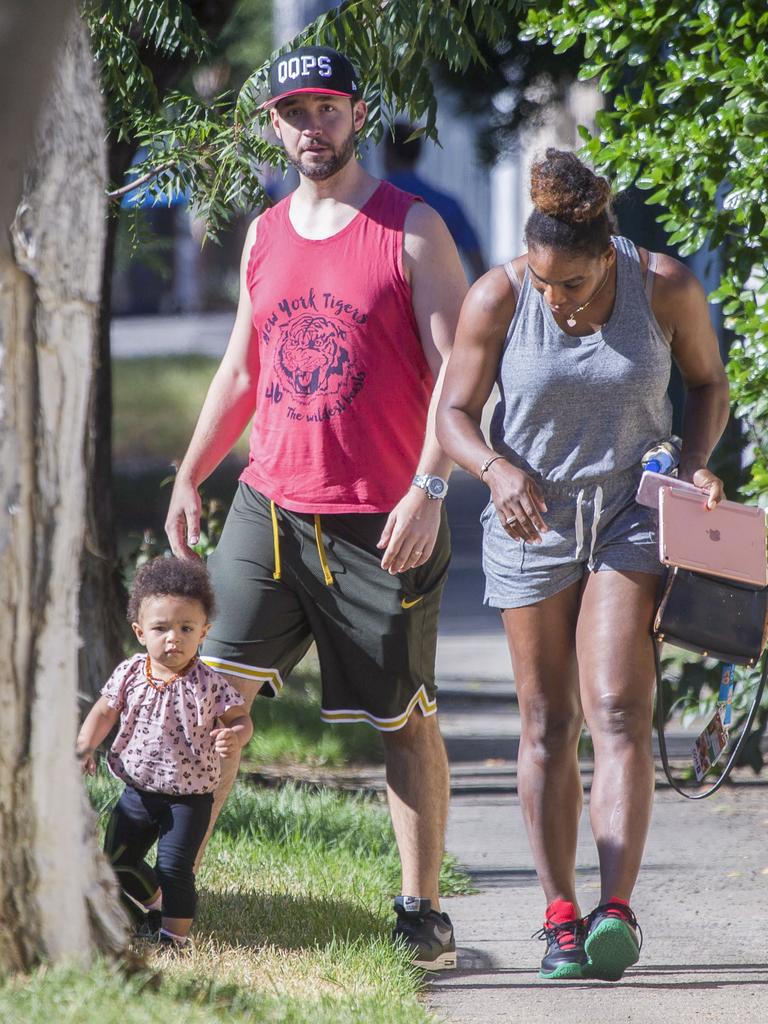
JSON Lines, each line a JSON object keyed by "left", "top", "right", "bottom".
{"left": 127, "top": 556, "right": 216, "bottom": 622}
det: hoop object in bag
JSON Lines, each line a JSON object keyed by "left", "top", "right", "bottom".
{"left": 653, "top": 567, "right": 768, "bottom": 799}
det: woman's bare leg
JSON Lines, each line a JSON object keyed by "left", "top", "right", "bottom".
{"left": 576, "top": 570, "right": 659, "bottom": 902}
{"left": 502, "top": 581, "right": 584, "bottom": 908}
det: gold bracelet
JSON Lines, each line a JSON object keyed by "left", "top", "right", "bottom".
{"left": 479, "top": 455, "right": 504, "bottom": 481}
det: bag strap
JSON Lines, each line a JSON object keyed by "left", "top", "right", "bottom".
{"left": 654, "top": 642, "right": 768, "bottom": 799}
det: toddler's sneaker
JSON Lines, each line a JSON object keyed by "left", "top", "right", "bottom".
{"left": 534, "top": 899, "right": 587, "bottom": 980}
{"left": 156, "top": 931, "right": 192, "bottom": 956}
{"left": 392, "top": 896, "right": 457, "bottom": 971}
{"left": 120, "top": 892, "right": 161, "bottom": 939}
{"left": 135, "top": 909, "right": 162, "bottom": 939}
{"left": 583, "top": 898, "right": 642, "bottom": 981}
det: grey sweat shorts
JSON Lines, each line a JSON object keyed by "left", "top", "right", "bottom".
{"left": 482, "top": 465, "right": 664, "bottom": 609}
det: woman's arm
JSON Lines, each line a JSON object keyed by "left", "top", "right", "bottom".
{"left": 436, "top": 264, "right": 548, "bottom": 543}
{"left": 652, "top": 256, "right": 730, "bottom": 507}
{"left": 436, "top": 266, "right": 514, "bottom": 474}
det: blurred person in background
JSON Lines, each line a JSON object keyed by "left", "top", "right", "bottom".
{"left": 384, "top": 120, "right": 487, "bottom": 281}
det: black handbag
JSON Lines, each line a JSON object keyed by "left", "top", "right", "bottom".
{"left": 654, "top": 567, "right": 768, "bottom": 666}
{"left": 653, "top": 567, "right": 768, "bottom": 798}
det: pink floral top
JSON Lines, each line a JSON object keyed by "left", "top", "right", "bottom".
{"left": 102, "top": 653, "right": 245, "bottom": 796}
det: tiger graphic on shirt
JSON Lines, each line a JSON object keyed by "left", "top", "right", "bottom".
{"left": 273, "top": 313, "right": 359, "bottom": 404}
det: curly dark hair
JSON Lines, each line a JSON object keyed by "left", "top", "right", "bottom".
{"left": 127, "top": 556, "right": 216, "bottom": 622}
{"left": 524, "top": 148, "right": 616, "bottom": 257}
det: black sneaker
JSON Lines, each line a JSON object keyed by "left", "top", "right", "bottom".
{"left": 119, "top": 892, "right": 162, "bottom": 938}
{"left": 135, "top": 909, "right": 162, "bottom": 939}
{"left": 156, "top": 932, "right": 192, "bottom": 956}
{"left": 534, "top": 900, "right": 587, "bottom": 980}
{"left": 583, "top": 901, "right": 642, "bottom": 981}
{"left": 392, "top": 896, "right": 457, "bottom": 971}
{"left": 119, "top": 890, "right": 147, "bottom": 929}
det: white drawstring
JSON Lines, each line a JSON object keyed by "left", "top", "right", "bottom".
{"left": 574, "top": 489, "right": 586, "bottom": 560}
{"left": 587, "top": 484, "right": 604, "bottom": 571}
{"left": 574, "top": 484, "right": 604, "bottom": 566}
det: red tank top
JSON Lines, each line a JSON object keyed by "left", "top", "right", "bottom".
{"left": 239, "top": 181, "right": 433, "bottom": 513}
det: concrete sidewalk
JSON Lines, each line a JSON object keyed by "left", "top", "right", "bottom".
{"left": 429, "top": 780, "right": 768, "bottom": 1023}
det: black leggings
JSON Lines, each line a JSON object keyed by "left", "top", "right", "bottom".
{"left": 104, "top": 784, "right": 213, "bottom": 920}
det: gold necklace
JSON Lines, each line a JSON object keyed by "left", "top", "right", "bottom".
{"left": 566, "top": 265, "right": 611, "bottom": 327}
{"left": 144, "top": 654, "right": 193, "bottom": 691}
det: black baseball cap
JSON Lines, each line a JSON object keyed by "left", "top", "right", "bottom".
{"left": 261, "top": 45, "right": 360, "bottom": 109}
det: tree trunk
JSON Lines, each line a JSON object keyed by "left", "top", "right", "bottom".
{"left": 0, "top": 0, "right": 74, "bottom": 258}
{"left": 0, "top": 14, "right": 126, "bottom": 970}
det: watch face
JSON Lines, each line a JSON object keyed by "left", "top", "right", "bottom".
{"left": 427, "top": 477, "right": 446, "bottom": 497}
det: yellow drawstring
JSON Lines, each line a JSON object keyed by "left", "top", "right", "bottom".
{"left": 270, "top": 501, "right": 334, "bottom": 587}
{"left": 270, "top": 500, "right": 282, "bottom": 581}
{"left": 313, "top": 515, "right": 335, "bottom": 586}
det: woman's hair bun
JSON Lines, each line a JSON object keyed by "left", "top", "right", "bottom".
{"left": 530, "top": 148, "right": 612, "bottom": 223}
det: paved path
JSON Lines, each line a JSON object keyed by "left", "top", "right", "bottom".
{"left": 430, "top": 787, "right": 768, "bottom": 1023}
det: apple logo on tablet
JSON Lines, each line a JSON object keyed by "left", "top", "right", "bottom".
{"left": 707, "top": 529, "right": 721, "bottom": 542}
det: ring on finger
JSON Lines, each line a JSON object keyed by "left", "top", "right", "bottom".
{"left": 504, "top": 516, "right": 518, "bottom": 526}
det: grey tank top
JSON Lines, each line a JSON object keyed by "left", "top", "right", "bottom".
{"left": 490, "top": 235, "right": 672, "bottom": 484}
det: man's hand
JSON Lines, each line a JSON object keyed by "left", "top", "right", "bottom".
{"left": 165, "top": 474, "right": 202, "bottom": 559}
{"left": 377, "top": 488, "right": 442, "bottom": 574}
{"left": 210, "top": 727, "right": 239, "bottom": 760}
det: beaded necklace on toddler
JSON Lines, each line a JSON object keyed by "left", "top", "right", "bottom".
{"left": 144, "top": 654, "right": 194, "bottom": 691}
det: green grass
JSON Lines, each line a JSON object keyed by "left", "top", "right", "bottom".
{"left": 0, "top": 959, "right": 434, "bottom": 1024}
{"left": 0, "top": 774, "right": 472, "bottom": 1023}
{"left": 113, "top": 355, "right": 248, "bottom": 464}
{"left": 87, "top": 770, "right": 473, "bottom": 907}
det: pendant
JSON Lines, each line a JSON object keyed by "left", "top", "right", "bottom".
{"left": 566, "top": 313, "right": 577, "bottom": 327}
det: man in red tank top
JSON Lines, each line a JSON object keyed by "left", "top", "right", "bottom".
{"left": 165, "top": 46, "right": 467, "bottom": 969}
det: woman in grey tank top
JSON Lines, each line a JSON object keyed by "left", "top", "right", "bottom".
{"left": 437, "top": 150, "right": 729, "bottom": 982}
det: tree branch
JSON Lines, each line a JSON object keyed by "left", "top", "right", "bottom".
{"left": 105, "top": 161, "right": 175, "bottom": 200}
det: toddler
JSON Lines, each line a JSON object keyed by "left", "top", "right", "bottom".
{"left": 77, "top": 556, "right": 252, "bottom": 949}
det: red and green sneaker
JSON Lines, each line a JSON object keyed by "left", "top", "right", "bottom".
{"left": 583, "top": 898, "right": 642, "bottom": 981}
{"left": 535, "top": 899, "right": 587, "bottom": 980}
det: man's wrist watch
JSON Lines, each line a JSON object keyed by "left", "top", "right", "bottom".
{"left": 412, "top": 474, "right": 449, "bottom": 500}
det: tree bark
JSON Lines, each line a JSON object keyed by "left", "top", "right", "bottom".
{"left": 0, "top": 14, "right": 126, "bottom": 970}
{"left": 0, "top": 1, "right": 74, "bottom": 258}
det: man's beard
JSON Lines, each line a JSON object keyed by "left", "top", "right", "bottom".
{"left": 286, "top": 129, "right": 356, "bottom": 180}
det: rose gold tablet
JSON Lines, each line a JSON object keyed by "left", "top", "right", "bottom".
{"left": 635, "top": 470, "right": 707, "bottom": 510}
{"left": 659, "top": 487, "right": 767, "bottom": 588}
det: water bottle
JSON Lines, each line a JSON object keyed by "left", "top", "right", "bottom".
{"left": 641, "top": 436, "right": 681, "bottom": 475}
